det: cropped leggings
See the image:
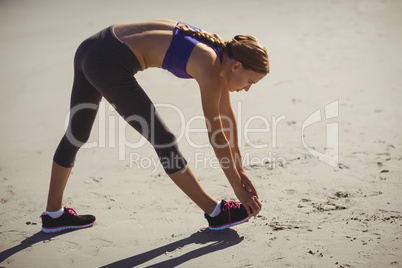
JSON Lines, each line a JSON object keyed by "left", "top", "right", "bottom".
{"left": 53, "top": 25, "right": 187, "bottom": 174}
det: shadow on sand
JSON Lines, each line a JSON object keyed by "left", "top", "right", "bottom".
{"left": 101, "top": 228, "right": 244, "bottom": 268}
{"left": 0, "top": 228, "right": 77, "bottom": 264}
{"left": 0, "top": 228, "right": 243, "bottom": 267}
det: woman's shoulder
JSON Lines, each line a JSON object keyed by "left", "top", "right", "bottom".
{"left": 187, "top": 44, "right": 222, "bottom": 80}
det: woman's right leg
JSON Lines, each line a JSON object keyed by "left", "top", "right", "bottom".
{"left": 47, "top": 57, "right": 103, "bottom": 212}
{"left": 42, "top": 56, "right": 101, "bottom": 232}
{"left": 45, "top": 162, "right": 72, "bottom": 212}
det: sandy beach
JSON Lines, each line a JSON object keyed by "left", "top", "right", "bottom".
{"left": 1, "top": 0, "right": 401, "bottom": 267}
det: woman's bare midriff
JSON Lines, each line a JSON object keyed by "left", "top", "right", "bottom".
{"left": 114, "top": 20, "right": 177, "bottom": 70}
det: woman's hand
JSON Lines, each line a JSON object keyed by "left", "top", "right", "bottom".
{"left": 235, "top": 169, "right": 261, "bottom": 217}
{"left": 238, "top": 168, "right": 259, "bottom": 198}
{"left": 234, "top": 185, "right": 262, "bottom": 218}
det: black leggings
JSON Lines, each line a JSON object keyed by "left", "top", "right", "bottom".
{"left": 53, "top": 25, "right": 187, "bottom": 174}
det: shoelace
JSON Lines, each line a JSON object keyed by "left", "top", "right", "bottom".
{"left": 222, "top": 199, "right": 241, "bottom": 224}
{"left": 65, "top": 207, "right": 78, "bottom": 216}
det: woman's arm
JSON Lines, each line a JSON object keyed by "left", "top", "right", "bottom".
{"left": 198, "top": 74, "right": 242, "bottom": 190}
{"left": 194, "top": 64, "right": 261, "bottom": 217}
{"left": 219, "top": 88, "right": 259, "bottom": 198}
{"left": 218, "top": 87, "right": 242, "bottom": 170}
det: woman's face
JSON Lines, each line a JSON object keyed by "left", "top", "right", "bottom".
{"left": 225, "top": 62, "right": 266, "bottom": 92}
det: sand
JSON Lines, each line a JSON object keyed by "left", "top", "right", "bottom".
{"left": 1, "top": 0, "right": 401, "bottom": 267}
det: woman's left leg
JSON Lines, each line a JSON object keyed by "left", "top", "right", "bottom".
{"left": 168, "top": 166, "right": 217, "bottom": 214}
{"left": 89, "top": 73, "right": 218, "bottom": 214}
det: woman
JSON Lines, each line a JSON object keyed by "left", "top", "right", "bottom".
{"left": 41, "top": 19, "right": 269, "bottom": 233}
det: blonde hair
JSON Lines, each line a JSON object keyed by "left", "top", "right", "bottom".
{"left": 178, "top": 23, "right": 269, "bottom": 74}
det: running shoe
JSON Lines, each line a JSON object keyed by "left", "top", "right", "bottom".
{"left": 41, "top": 207, "right": 96, "bottom": 233}
{"left": 205, "top": 199, "right": 250, "bottom": 230}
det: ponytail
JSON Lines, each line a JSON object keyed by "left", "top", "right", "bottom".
{"left": 177, "top": 23, "right": 269, "bottom": 74}
{"left": 177, "top": 23, "right": 226, "bottom": 48}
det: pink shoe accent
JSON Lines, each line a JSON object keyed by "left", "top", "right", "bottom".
{"left": 222, "top": 199, "right": 241, "bottom": 225}
{"left": 65, "top": 207, "right": 78, "bottom": 216}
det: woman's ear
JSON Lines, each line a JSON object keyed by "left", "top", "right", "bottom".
{"left": 231, "top": 61, "right": 242, "bottom": 72}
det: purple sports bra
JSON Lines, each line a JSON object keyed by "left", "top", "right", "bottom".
{"left": 162, "top": 21, "right": 224, "bottom": 79}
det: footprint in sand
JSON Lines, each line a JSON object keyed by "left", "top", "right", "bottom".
{"left": 0, "top": 184, "right": 14, "bottom": 203}
{"left": 283, "top": 189, "right": 296, "bottom": 195}
{"left": 298, "top": 191, "right": 352, "bottom": 212}
{"left": 84, "top": 176, "right": 103, "bottom": 184}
